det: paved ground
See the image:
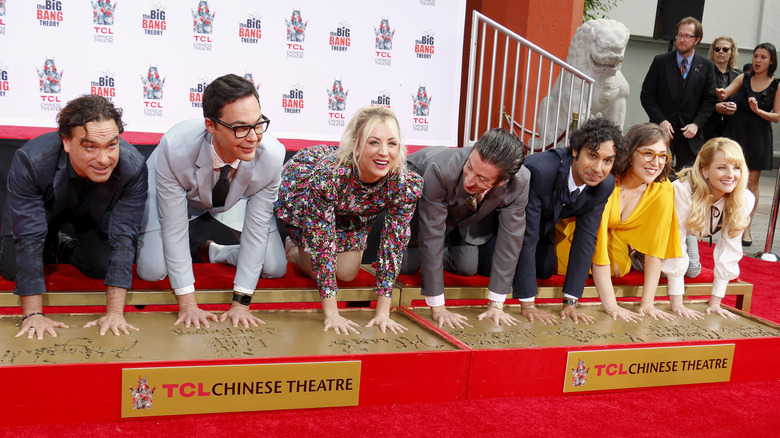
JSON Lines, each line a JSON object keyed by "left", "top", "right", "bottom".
{"left": 741, "top": 169, "right": 779, "bottom": 259}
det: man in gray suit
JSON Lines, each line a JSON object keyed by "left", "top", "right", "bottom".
{"left": 136, "top": 74, "right": 286, "bottom": 328}
{"left": 402, "top": 128, "right": 529, "bottom": 328}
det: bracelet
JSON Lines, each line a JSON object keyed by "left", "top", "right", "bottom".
{"left": 17, "top": 312, "right": 45, "bottom": 326}
{"left": 22, "top": 312, "right": 44, "bottom": 321}
{"left": 520, "top": 305, "right": 536, "bottom": 311}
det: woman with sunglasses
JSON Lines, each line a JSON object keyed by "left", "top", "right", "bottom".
{"left": 275, "top": 106, "right": 423, "bottom": 335}
{"left": 662, "top": 138, "right": 752, "bottom": 319}
{"left": 703, "top": 36, "right": 741, "bottom": 141}
{"left": 556, "top": 123, "right": 681, "bottom": 322}
{"left": 717, "top": 42, "right": 780, "bottom": 246}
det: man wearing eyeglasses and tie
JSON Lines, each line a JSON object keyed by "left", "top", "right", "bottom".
{"left": 401, "top": 128, "right": 529, "bottom": 328}
{"left": 136, "top": 74, "right": 286, "bottom": 328}
{"left": 640, "top": 16, "right": 717, "bottom": 170}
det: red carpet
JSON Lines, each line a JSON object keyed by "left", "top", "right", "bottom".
{"left": 1, "top": 242, "right": 778, "bottom": 437}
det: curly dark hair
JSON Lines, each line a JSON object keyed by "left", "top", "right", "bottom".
{"left": 202, "top": 74, "right": 260, "bottom": 119}
{"left": 474, "top": 128, "right": 526, "bottom": 181}
{"left": 567, "top": 117, "right": 627, "bottom": 163}
{"left": 56, "top": 94, "right": 124, "bottom": 139}
{"left": 612, "top": 123, "right": 672, "bottom": 182}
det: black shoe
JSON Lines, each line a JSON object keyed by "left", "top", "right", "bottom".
{"left": 742, "top": 239, "right": 752, "bottom": 247}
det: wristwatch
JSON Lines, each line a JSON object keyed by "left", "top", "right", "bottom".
{"left": 487, "top": 300, "right": 504, "bottom": 310}
{"left": 562, "top": 298, "right": 579, "bottom": 307}
{"left": 232, "top": 293, "right": 252, "bottom": 306}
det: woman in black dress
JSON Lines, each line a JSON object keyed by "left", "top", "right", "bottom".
{"left": 717, "top": 42, "right": 780, "bottom": 245}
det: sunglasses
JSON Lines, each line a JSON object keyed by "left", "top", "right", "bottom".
{"left": 714, "top": 47, "right": 731, "bottom": 53}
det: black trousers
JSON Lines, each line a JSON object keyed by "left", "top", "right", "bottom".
{"left": 0, "top": 221, "right": 111, "bottom": 282}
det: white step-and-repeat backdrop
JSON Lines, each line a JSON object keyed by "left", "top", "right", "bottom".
{"left": 0, "top": 0, "right": 465, "bottom": 147}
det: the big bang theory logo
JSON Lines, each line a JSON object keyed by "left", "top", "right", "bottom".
{"left": 329, "top": 22, "right": 350, "bottom": 52}
{"left": 189, "top": 79, "right": 208, "bottom": 108}
{"left": 142, "top": 4, "right": 167, "bottom": 37}
{"left": 37, "top": 0, "right": 64, "bottom": 28}
{"left": 415, "top": 32, "right": 434, "bottom": 59}
{"left": 282, "top": 84, "right": 304, "bottom": 114}
{"left": 0, "top": 65, "right": 9, "bottom": 97}
{"left": 239, "top": 13, "right": 261, "bottom": 44}
{"left": 90, "top": 72, "right": 116, "bottom": 101}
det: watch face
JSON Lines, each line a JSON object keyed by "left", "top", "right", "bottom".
{"left": 233, "top": 294, "right": 251, "bottom": 305}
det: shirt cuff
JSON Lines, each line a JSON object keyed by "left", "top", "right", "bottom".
{"left": 517, "top": 297, "right": 535, "bottom": 303}
{"left": 711, "top": 278, "right": 729, "bottom": 299}
{"left": 425, "top": 294, "right": 445, "bottom": 307}
{"left": 563, "top": 293, "right": 578, "bottom": 300}
{"left": 487, "top": 290, "right": 507, "bottom": 303}
{"left": 667, "top": 276, "right": 685, "bottom": 296}
{"left": 173, "top": 284, "right": 196, "bottom": 296}
{"left": 233, "top": 284, "right": 255, "bottom": 295}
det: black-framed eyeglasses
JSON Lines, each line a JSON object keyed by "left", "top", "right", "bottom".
{"left": 635, "top": 149, "right": 672, "bottom": 165}
{"left": 210, "top": 116, "right": 270, "bottom": 138}
{"left": 675, "top": 33, "right": 696, "bottom": 41}
{"left": 714, "top": 47, "right": 731, "bottom": 53}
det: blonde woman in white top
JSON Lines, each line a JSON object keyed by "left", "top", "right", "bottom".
{"left": 662, "top": 137, "right": 753, "bottom": 319}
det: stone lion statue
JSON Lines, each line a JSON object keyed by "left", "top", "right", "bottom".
{"left": 536, "top": 19, "right": 630, "bottom": 148}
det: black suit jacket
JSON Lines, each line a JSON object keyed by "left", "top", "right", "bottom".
{"left": 513, "top": 147, "right": 614, "bottom": 299}
{"left": 640, "top": 50, "right": 717, "bottom": 155}
{"left": 1, "top": 132, "right": 148, "bottom": 295}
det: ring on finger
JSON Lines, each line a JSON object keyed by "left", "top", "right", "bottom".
{"left": 28, "top": 326, "right": 35, "bottom": 330}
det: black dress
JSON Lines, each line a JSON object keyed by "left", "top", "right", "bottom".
{"left": 724, "top": 73, "right": 778, "bottom": 170}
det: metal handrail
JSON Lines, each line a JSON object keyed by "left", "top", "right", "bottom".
{"left": 463, "top": 11, "right": 595, "bottom": 153}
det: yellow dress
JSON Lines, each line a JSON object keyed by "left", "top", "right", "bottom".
{"left": 555, "top": 180, "right": 682, "bottom": 276}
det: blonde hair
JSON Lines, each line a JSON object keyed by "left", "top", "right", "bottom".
{"left": 707, "top": 36, "right": 739, "bottom": 69}
{"left": 335, "top": 106, "right": 407, "bottom": 174}
{"left": 677, "top": 138, "right": 749, "bottom": 238}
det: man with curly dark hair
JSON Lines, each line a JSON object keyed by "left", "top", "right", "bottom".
{"left": 0, "top": 94, "right": 148, "bottom": 339}
{"left": 512, "top": 117, "right": 628, "bottom": 324}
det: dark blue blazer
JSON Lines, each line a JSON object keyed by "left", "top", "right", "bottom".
{"left": 1, "top": 132, "right": 147, "bottom": 295}
{"left": 513, "top": 147, "right": 614, "bottom": 299}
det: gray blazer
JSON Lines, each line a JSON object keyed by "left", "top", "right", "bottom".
{"left": 140, "top": 119, "right": 285, "bottom": 290}
{"left": 407, "top": 146, "right": 530, "bottom": 297}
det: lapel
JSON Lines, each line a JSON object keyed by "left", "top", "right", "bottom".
{"left": 680, "top": 53, "right": 704, "bottom": 107}
{"left": 51, "top": 147, "right": 71, "bottom": 216}
{"left": 665, "top": 52, "right": 680, "bottom": 102}
{"left": 551, "top": 148, "right": 571, "bottom": 223}
{"left": 230, "top": 154, "right": 256, "bottom": 205}
{"left": 195, "top": 135, "right": 215, "bottom": 206}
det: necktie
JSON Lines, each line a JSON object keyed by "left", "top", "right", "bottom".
{"left": 680, "top": 58, "right": 688, "bottom": 79}
{"left": 562, "top": 188, "right": 580, "bottom": 206}
{"left": 569, "top": 188, "right": 580, "bottom": 205}
{"left": 465, "top": 191, "right": 486, "bottom": 212}
{"left": 212, "top": 165, "right": 231, "bottom": 208}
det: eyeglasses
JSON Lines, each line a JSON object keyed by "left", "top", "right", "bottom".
{"left": 714, "top": 47, "right": 731, "bottom": 53}
{"left": 675, "top": 33, "right": 696, "bottom": 41}
{"left": 210, "top": 116, "right": 270, "bottom": 138}
{"left": 635, "top": 149, "right": 672, "bottom": 165}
